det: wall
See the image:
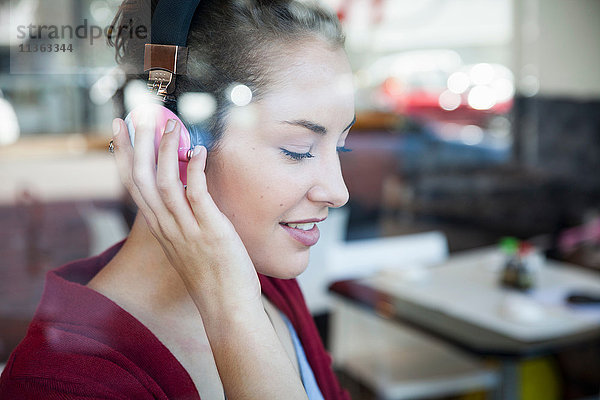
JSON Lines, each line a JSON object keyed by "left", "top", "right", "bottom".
{"left": 512, "top": 0, "right": 600, "bottom": 189}
{"left": 514, "top": 0, "right": 600, "bottom": 99}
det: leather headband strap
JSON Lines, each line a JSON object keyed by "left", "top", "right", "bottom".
{"left": 144, "top": 0, "right": 202, "bottom": 100}
{"left": 144, "top": 44, "right": 188, "bottom": 74}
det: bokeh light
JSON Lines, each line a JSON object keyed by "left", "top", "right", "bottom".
{"left": 447, "top": 71, "right": 470, "bottom": 94}
{"left": 90, "top": 75, "right": 118, "bottom": 105}
{"left": 178, "top": 93, "right": 217, "bottom": 124}
{"left": 460, "top": 124, "right": 484, "bottom": 145}
{"left": 230, "top": 84, "right": 253, "bottom": 106}
{"left": 468, "top": 85, "right": 496, "bottom": 110}
{"left": 491, "top": 78, "right": 515, "bottom": 102}
{"left": 0, "top": 97, "right": 20, "bottom": 145}
{"left": 438, "top": 90, "right": 461, "bottom": 111}
{"left": 124, "top": 80, "right": 159, "bottom": 113}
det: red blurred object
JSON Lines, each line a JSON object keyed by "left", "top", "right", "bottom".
{"left": 379, "top": 82, "right": 513, "bottom": 126}
{"left": 518, "top": 241, "right": 534, "bottom": 257}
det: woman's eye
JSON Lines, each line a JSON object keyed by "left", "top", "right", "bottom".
{"left": 280, "top": 146, "right": 352, "bottom": 161}
{"left": 280, "top": 148, "right": 314, "bottom": 160}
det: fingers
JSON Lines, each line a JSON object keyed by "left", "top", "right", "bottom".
{"left": 155, "top": 120, "right": 197, "bottom": 233}
{"left": 155, "top": 120, "right": 183, "bottom": 195}
{"left": 113, "top": 114, "right": 222, "bottom": 242}
{"left": 111, "top": 118, "right": 151, "bottom": 220}
{"left": 113, "top": 116, "right": 171, "bottom": 237}
{"left": 133, "top": 116, "right": 192, "bottom": 241}
{"left": 131, "top": 115, "right": 163, "bottom": 213}
{"left": 186, "top": 145, "right": 227, "bottom": 229}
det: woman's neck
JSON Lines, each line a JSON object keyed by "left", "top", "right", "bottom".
{"left": 88, "top": 214, "right": 195, "bottom": 315}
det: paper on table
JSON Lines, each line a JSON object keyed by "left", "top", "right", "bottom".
{"left": 530, "top": 287, "right": 600, "bottom": 321}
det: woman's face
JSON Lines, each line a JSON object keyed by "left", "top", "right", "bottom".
{"left": 205, "top": 41, "right": 355, "bottom": 279}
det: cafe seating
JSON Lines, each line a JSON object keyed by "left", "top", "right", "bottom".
{"left": 330, "top": 299, "right": 499, "bottom": 400}
{"left": 305, "top": 208, "right": 499, "bottom": 399}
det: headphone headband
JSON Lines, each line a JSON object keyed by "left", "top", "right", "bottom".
{"left": 145, "top": 0, "right": 202, "bottom": 101}
{"left": 151, "top": 0, "right": 202, "bottom": 46}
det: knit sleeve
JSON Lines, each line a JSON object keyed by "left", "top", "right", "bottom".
{"left": 0, "top": 350, "right": 157, "bottom": 400}
{"left": 0, "top": 375, "right": 135, "bottom": 400}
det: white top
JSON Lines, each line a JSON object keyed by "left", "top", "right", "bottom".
{"left": 280, "top": 313, "right": 325, "bottom": 400}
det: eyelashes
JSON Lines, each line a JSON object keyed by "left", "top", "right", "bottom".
{"left": 280, "top": 146, "right": 353, "bottom": 161}
{"left": 280, "top": 148, "right": 315, "bottom": 160}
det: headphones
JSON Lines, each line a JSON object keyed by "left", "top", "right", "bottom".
{"left": 124, "top": 0, "right": 209, "bottom": 185}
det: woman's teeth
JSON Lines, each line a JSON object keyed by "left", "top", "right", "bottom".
{"left": 285, "top": 222, "right": 316, "bottom": 231}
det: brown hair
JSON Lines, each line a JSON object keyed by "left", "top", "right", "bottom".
{"left": 109, "top": 0, "right": 345, "bottom": 146}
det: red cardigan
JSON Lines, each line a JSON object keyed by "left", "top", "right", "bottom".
{"left": 0, "top": 240, "right": 350, "bottom": 400}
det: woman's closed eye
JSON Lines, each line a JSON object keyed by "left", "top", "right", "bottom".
{"left": 280, "top": 148, "right": 314, "bottom": 160}
{"left": 280, "top": 146, "right": 353, "bottom": 161}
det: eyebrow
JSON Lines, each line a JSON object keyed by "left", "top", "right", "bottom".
{"left": 281, "top": 114, "right": 356, "bottom": 136}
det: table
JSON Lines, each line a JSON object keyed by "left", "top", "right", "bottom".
{"left": 329, "top": 247, "right": 600, "bottom": 399}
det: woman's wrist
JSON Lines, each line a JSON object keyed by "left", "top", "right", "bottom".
{"left": 201, "top": 298, "right": 267, "bottom": 342}
{"left": 199, "top": 295, "right": 308, "bottom": 400}
{"left": 181, "top": 271, "right": 263, "bottom": 323}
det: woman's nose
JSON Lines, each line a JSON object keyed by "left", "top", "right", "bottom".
{"left": 307, "top": 154, "right": 349, "bottom": 208}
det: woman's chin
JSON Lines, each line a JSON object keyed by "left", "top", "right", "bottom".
{"left": 255, "top": 252, "right": 310, "bottom": 280}
{"left": 258, "top": 263, "right": 309, "bottom": 280}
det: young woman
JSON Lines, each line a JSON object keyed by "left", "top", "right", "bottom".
{"left": 0, "top": 0, "right": 354, "bottom": 398}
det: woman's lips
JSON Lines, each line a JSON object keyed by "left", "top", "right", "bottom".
{"left": 280, "top": 223, "right": 320, "bottom": 246}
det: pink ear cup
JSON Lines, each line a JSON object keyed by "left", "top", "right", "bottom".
{"left": 124, "top": 103, "right": 192, "bottom": 185}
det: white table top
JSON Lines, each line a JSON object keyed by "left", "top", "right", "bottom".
{"left": 364, "top": 247, "right": 600, "bottom": 342}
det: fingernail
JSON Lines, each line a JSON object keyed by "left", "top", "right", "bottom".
{"left": 165, "top": 119, "right": 176, "bottom": 134}
{"left": 112, "top": 119, "right": 120, "bottom": 137}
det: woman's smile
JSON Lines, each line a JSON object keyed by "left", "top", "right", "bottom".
{"left": 280, "top": 222, "right": 321, "bottom": 247}
{"left": 279, "top": 216, "right": 327, "bottom": 246}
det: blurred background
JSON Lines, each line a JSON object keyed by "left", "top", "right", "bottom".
{"left": 1, "top": 0, "right": 599, "bottom": 399}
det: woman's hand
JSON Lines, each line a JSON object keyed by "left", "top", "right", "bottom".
{"left": 111, "top": 116, "right": 307, "bottom": 399}
{"left": 111, "top": 117, "right": 260, "bottom": 311}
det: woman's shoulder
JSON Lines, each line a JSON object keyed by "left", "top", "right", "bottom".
{"left": 0, "top": 243, "right": 199, "bottom": 399}
{"left": 0, "top": 294, "right": 198, "bottom": 399}
{"left": 0, "top": 319, "right": 159, "bottom": 399}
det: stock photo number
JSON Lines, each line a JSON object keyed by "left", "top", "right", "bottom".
{"left": 18, "top": 43, "right": 74, "bottom": 53}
